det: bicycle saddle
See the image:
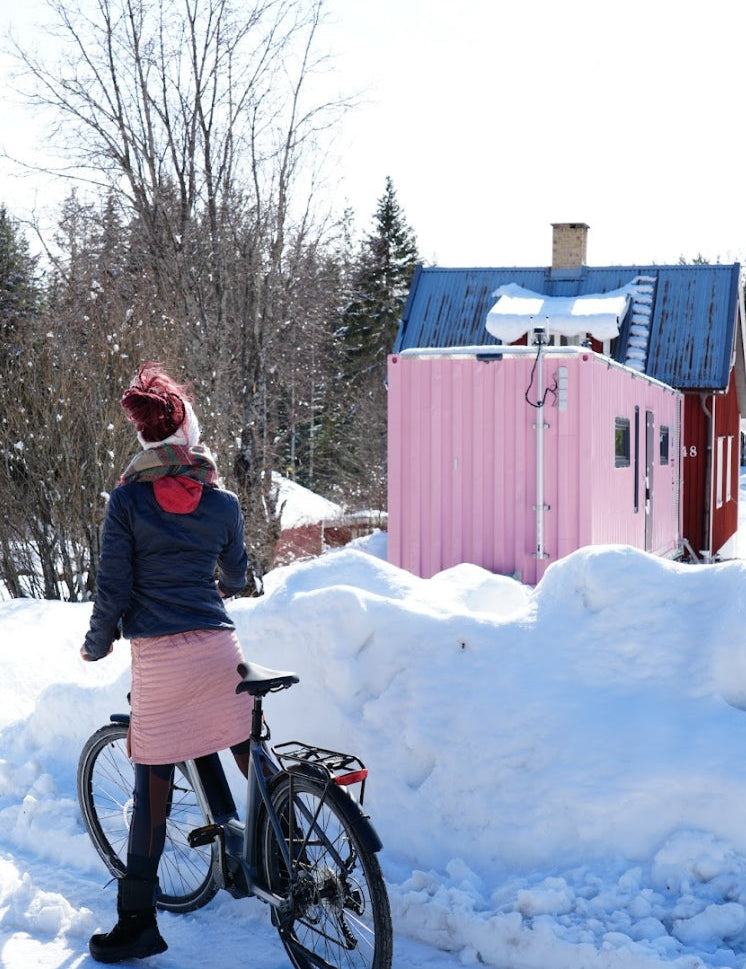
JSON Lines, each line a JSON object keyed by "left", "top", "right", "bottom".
{"left": 236, "top": 662, "right": 299, "bottom": 696}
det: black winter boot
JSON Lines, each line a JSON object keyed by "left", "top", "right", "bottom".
{"left": 89, "top": 877, "right": 168, "bottom": 963}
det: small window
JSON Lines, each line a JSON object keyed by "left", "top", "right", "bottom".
{"left": 659, "top": 426, "right": 670, "bottom": 465}
{"left": 615, "top": 417, "right": 630, "bottom": 468}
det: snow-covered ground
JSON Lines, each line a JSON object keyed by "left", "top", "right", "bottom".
{"left": 5, "top": 481, "right": 746, "bottom": 968}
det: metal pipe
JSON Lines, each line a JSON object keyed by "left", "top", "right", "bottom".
{"left": 700, "top": 392, "right": 713, "bottom": 560}
{"left": 536, "top": 342, "right": 545, "bottom": 561}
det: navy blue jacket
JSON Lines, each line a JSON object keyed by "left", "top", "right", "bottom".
{"left": 83, "top": 482, "right": 248, "bottom": 660}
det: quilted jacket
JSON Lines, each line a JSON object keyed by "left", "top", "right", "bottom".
{"left": 82, "top": 480, "right": 248, "bottom": 660}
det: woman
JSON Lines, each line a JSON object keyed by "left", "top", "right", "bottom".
{"left": 81, "top": 362, "right": 252, "bottom": 963}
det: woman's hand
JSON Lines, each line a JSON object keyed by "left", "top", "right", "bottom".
{"left": 80, "top": 644, "right": 113, "bottom": 662}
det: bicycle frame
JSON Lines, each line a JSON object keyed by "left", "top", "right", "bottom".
{"left": 183, "top": 690, "right": 356, "bottom": 917}
{"left": 112, "top": 688, "right": 377, "bottom": 918}
{"left": 179, "top": 703, "right": 289, "bottom": 911}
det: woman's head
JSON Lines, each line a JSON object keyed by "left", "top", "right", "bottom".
{"left": 121, "top": 362, "right": 200, "bottom": 449}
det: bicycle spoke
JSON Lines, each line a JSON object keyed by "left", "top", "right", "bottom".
{"left": 261, "top": 773, "right": 392, "bottom": 969}
{"left": 77, "top": 723, "right": 218, "bottom": 913}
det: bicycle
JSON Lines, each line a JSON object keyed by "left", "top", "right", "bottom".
{"left": 77, "top": 661, "right": 393, "bottom": 969}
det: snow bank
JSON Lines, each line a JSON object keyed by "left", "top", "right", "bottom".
{"left": 4, "top": 539, "right": 746, "bottom": 967}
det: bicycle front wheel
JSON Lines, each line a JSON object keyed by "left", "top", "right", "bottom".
{"left": 260, "top": 771, "right": 393, "bottom": 969}
{"left": 77, "top": 721, "right": 218, "bottom": 913}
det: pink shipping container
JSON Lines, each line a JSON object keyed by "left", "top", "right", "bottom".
{"left": 387, "top": 346, "right": 683, "bottom": 585}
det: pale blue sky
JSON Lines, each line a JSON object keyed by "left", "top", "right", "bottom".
{"left": 2, "top": 0, "right": 745, "bottom": 268}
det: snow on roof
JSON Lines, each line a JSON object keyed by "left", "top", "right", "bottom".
{"left": 485, "top": 282, "right": 632, "bottom": 343}
{"left": 273, "top": 473, "right": 344, "bottom": 529}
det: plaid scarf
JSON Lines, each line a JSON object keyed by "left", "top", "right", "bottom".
{"left": 118, "top": 443, "right": 219, "bottom": 487}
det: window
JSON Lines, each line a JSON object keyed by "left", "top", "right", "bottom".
{"left": 615, "top": 417, "right": 630, "bottom": 468}
{"left": 716, "top": 436, "right": 725, "bottom": 508}
{"left": 546, "top": 332, "right": 582, "bottom": 348}
{"left": 716, "top": 434, "right": 736, "bottom": 506}
{"left": 659, "top": 425, "right": 669, "bottom": 465}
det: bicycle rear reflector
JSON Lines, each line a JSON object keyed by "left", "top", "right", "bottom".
{"left": 333, "top": 769, "right": 368, "bottom": 787}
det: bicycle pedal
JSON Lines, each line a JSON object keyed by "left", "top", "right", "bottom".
{"left": 188, "top": 824, "right": 222, "bottom": 848}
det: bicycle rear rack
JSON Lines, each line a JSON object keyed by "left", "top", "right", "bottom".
{"left": 273, "top": 742, "right": 368, "bottom": 803}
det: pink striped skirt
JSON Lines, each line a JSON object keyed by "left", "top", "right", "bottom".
{"left": 129, "top": 627, "right": 253, "bottom": 765}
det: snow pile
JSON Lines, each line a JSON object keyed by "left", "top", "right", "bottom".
{"left": 5, "top": 502, "right": 746, "bottom": 966}
{"left": 624, "top": 276, "right": 657, "bottom": 373}
{"left": 485, "top": 282, "right": 631, "bottom": 343}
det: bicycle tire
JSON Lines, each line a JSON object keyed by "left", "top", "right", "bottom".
{"left": 77, "top": 721, "right": 219, "bottom": 914}
{"left": 259, "top": 770, "right": 393, "bottom": 969}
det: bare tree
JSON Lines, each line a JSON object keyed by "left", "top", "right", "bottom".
{"left": 0, "top": 190, "right": 186, "bottom": 599}
{"left": 13, "top": 0, "right": 349, "bottom": 577}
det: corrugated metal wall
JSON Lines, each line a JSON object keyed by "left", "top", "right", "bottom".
{"left": 682, "top": 395, "right": 709, "bottom": 554}
{"left": 388, "top": 351, "right": 682, "bottom": 583}
{"left": 681, "top": 371, "right": 740, "bottom": 557}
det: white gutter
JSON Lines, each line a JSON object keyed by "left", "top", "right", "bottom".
{"left": 397, "top": 344, "right": 579, "bottom": 358}
{"left": 395, "top": 345, "right": 679, "bottom": 394}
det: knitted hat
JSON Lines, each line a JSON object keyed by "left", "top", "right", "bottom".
{"left": 138, "top": 399, "right": 200, "bottom": 450}
{"left": 120, "top": 363, "right": 201, "bottom": 450}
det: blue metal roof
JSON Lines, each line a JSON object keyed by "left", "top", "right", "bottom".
{"left": 394, "top": 263, "right": 742, "bottom": 391}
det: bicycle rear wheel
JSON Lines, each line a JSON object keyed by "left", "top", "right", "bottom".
{"left": 259, "top": 771, "right": 393, "bottom": 969}
{"left": 77, "top": 721, "right": 218, "bottom": 913}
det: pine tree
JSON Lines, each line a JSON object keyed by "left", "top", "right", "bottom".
{"left": 342, "top": 176, "right": 418, "bottom": 383}
{"left": 0, "top": 206, "right": 42, "bottom": 353}
{"left": 330, "top": 177, "right": 419, "bottom": 506}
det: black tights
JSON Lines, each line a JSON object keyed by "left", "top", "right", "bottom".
{"left": 127, "top": 740, "right": 251, "bottom": 881}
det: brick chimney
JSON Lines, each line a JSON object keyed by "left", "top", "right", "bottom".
{"left": 551, "top": 222, "right": 589, "bottom": 269}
